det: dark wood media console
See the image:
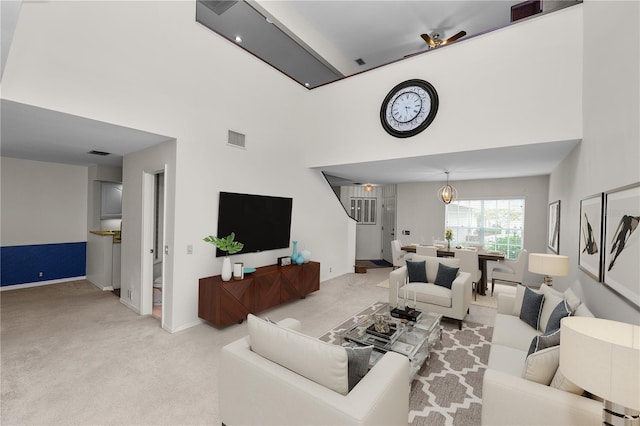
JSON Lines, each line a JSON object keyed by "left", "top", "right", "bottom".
{"left": 198, "top": 261, "right": 320, "bottom": 327}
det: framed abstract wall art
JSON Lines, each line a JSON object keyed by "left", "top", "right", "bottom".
{"left": 548, "top": 200, "right": 560, "bottom": 254}
{"left": 578, "top": 193, "right": 603, "bottom": 281}
{"left": 603, "top": 183, "right": 640, "bottom": 307}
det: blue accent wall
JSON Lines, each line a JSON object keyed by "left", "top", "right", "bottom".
{"left": 1, "top": 242, "right": 87, "bottom": 287}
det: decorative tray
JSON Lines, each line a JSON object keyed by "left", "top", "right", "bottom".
{"left": 365, "top": 323, "right": 399, "bottom": 341}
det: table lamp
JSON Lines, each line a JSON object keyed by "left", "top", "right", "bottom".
{"left": 528, "top": 253, "right": 569, "bottom": 286}
{"left": 561, "top": 317, "right": 640, "bottom": 426}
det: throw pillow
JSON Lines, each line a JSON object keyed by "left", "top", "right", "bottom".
{"left": 248, "top": 314, "right": 350, "bottom": 395}
{"left": 540, "top": 284, "right": 563, "bottom": 299}
{"left": 522, "top": 345, "right": 560, "bottom": 385}
{"left": 550, "top": 368, "right": 584, "bottom": 395}
{"left": 345, "top": 345, "right": 373, "bottom": 391}
{"left": 527, "top": 328, "right": 561, "bottom": 356}
{"left": 406, "top": 260, "right": 427, "bottom": 283}
{"left": 434, "top": 263, "right": 459, "bottom": 289}
{"left": 545, "top": 300, "right": 572, "bottom": 333}
{"left": 520, "top": 287, "right": 544, "bottom": 329}
{"left": 539, "top": 291, "right": 564, "bottom": 332}
{"left": 563, "top": 288, "right": 582, "bottom": 313}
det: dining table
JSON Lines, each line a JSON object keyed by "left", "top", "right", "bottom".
{"left": 401, "top": 245, "right": 505, "bottom": 296}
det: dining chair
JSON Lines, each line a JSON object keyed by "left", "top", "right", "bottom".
{"left": 490, "top": 249, "right": 528, "bottom": 295}
{"left": 416, "top": 245, "right": 438, "bottom": 257}
{"left": 391, "top": 240, "right": 408, "bottom": 269}
{"left": 454, "top": 248, "right": 482, "bottom": 301}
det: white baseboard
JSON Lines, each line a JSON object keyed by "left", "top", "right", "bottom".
{"left": 119, "top": 297, "right": 140, "bottom": 314}
{"left": 0, "top": 276, "right": 87, "bottom": 291}
{"left": 87, "top": 280, "right": 114, "bottom": 291}
{"left": 164, "top": 318, "right": 204, "bottom": 333}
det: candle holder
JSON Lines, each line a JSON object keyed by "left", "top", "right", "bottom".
{"left": 233, "top": 262, "right": 244, "bottom": 280}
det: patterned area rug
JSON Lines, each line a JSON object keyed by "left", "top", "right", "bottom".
{"left": 319, "top": 303, "right": 493, "bottom": 426}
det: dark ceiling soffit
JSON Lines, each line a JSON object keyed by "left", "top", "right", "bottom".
{"left": 195, "top": 1, "right": 343, "bottom": 89}
{"left": 321, "top": 172, "right": 353, "bottom": 218}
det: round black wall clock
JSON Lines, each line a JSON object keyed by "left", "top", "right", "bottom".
{"left": 380, "top": 79, "right": 439, "bottom": 138}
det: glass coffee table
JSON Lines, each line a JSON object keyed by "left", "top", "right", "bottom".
{"left": 340, "top": 304, "right": 442, "bottom": 381}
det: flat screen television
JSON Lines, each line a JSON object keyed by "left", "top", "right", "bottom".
{"left": 216, "top": 191, "right": 293, "bottom": 257}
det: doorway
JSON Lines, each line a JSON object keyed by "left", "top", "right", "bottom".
{"left": 142, "top": 169, "right": 166, "bottom": 324}
{"left": 381, "top": 185, "right": 397, "bottom": 264}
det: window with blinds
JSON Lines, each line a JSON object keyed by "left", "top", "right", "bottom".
{"left": 445, "top": 198, "right": 525, "bottom": 259}
{"left": 350, "top": 197, "right": 376, "bottom": 224}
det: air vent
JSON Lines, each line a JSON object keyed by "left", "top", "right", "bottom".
{"left": 201, "top": 0, "right": 238, "bottom": 16}
{"left": 355, "top": 58, "right": 366, "bottom": 66}
{"left": 88, "top": 150, "right": 111, "bottom": 156}
{"left": 227, "top": 130, "right": 246, "bottom": 149}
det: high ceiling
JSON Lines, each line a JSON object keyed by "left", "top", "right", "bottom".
{"left": 1, "top": 0, "right": 581, "bottom": 183}
{"left": 200, "top": 0, "right": 580, "bottom": 88}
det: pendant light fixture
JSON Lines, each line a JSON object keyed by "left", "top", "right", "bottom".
{"left": 438, "top": 171, "right": 458, "bottom": 204}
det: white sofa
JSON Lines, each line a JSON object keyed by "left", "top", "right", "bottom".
{"left": 389, "top": 255, "right": 472, "bottom": 329}
{"left": 481, "top": 285, "right": 602, "bottom": 425}
{"left": 219, "top": 314, "right": 410, "bottom": 425}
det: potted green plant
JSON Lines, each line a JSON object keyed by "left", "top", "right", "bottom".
{"left": 203, "top": 232, "right": 244, "bottom": 281}
{"left": 445, "top": 228, "right": 454, "bottom": 250}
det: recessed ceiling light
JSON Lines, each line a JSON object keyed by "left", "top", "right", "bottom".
{"left": 234, "top": 35, "right": 242, "bottom": 43}
{"left": 304, "top": 83, "right": 310, "bottom": 87}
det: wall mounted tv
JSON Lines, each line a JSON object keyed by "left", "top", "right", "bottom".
{"left": 216, "top": 192, "right": 293, "bottom": 257}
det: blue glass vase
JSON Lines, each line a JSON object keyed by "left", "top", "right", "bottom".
{"left": 291, "top": 241, "right": 298, "bottom": 262}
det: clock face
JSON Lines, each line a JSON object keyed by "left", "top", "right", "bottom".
{"left": 380, "top": 79, "right": 439, "bottom": 138}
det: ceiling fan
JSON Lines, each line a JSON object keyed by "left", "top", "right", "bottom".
{"left": 421, "top": 31, "right": 467, "bottom": 48}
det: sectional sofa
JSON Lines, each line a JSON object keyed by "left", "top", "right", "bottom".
{"left": 482, "top": 284, "right": 602, "bottom": 425}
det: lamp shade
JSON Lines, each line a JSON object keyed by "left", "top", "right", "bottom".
{"left": 560, "top": 317, "right": 640, "bottom": 410}
{"left": 528, "top": 253, "right": 569, "bottom": 276}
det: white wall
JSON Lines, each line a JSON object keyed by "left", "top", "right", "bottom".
{"left": 2, "top": 2, "right": 594, "bottom": 331}
{"left": 121, "top": 140, "right": 176, "bottom": 325}
{"left": 2, "top": 1, "right": 354, "bottom": 331}
{"left": 304, "top": 5, "right": 583, "bottom": 169}
{"left": 549, "top": 0, "right": 640, "bottom": 324}
{"left": 397, "top": 175, "right": 549, "bottom": 284}
{"left": 1, "top": 157, "right": 87, "bottom": 245}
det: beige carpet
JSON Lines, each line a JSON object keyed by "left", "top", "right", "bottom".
{"left": 1, "top": 270, "right": 495, "bottom": 425}
{"left": 376, "top": 279, "right": 389, "bottom": 288}
{"left": 0, "top": 269, "right": 395, "bottom": 425}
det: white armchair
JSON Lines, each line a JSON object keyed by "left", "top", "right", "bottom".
{"left": 389, "top": 255, "right": 472, "bottom": 329}
{"left": 490, "top": 249, "right": 528, "bottom": 295}
{"left": 390, "top": 240, "right": 408, "bottom": 269}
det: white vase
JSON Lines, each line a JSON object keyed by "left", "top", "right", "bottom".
{"left": 221, "top": 256, "right": 232, "bottom": 281}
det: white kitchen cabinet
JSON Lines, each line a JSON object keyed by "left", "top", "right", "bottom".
{"left": 101, "top": 181, "right": 122, "bottom": 219}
